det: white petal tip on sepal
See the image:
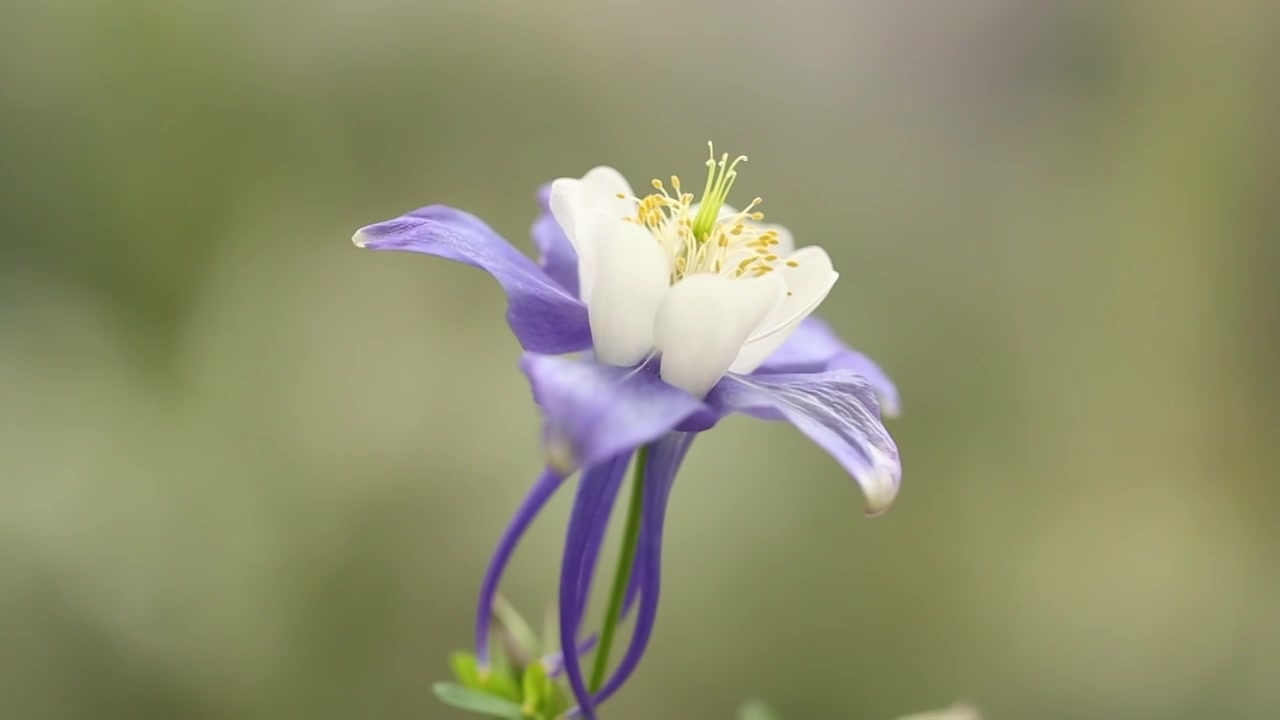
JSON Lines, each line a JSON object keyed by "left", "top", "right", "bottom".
{"left": 861, "top": 448, "right": 902, "bottom": 518}
{"left": 351, "top": 229, "right": 370, "bottom": 248}
{"left": 881, "top": 399, "right": 902, "bottom": 419}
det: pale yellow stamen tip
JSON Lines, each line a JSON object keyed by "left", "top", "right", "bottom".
{"left": 786, "top": 260, "right": 800, "bottom": 267}
{"left": 615, "top": 192, "right": 626, "bottom": 199}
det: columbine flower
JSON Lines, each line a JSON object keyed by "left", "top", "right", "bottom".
{"left": 353, "top": 144, "right": 902, "bottom": 718}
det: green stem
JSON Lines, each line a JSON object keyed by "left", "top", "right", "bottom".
{"left": 588, "top": 446, "right": 648, "bottom": 693}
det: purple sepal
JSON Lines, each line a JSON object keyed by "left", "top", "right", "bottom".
{"left": 673, "top": 405, "right": 721, "bottom": 432}
{"left": 541, "top": 635, "right": 598, "bottom": 678}
{"left": 355, "top": 204, "right": 591, "bottom": 355}
{"left": 558, "top": 454, "right": 635, "bottom": 720}
{"left": 474, "top": 467, "right": 566, "bottom": 668}
{"left": 754, "top": 316, "right": 901, "bottom": 417}
{"left": 707, "top": 371, "right": 901, "bottom": 515}
{"left": 531, "top": 184, "right": 581, "bottom": 296}
{"left": 592, "top": 432, "right": 697, "bottom": 706}
{"left": 520, "top": 354, "right": 708, "bottom": 473}
{"left": 572, "top": 452, "right": 632, "bottom": 634}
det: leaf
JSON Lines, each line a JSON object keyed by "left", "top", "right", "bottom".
{"left": 449, "top": 651, "right": 520, "bottom": 703}
{"left": 481, "top": 656, "right": 522, "bottom": 703}
{"left": 521, "top": 661, "right": 549, "bottom": 716}
{"left": 896, "top": 704, "right": 980, "bottom": 720}
{"left": 432, "top": 683, "right": 526, "bottom": 719}
{"left": 451, "top": 652, "right": 482, "bottom": 689}
{"left": 493, "top": 594, "right": 542, "bottom": 660}
{"left": 543, "top": 676, "right": 571, "bottom": 718}
{"left": 738, "top": 699, "right": 783, "bottom": 720}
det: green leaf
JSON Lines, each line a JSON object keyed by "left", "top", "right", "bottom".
{"left": 448, "top": 651, "right": 519, "bottom": 703}
{"left": 451, "top": 652, "right": 482, "bottom": 689}
{"left": 738, "top": 699, "right": 783, "bottom": 720}
{"left": 520, "top": 662, "right": 549, "bottom": 716}
{"left": 517, "top": 660, "right": 571, "bottom": 719}
{"left": 493, "top": 595, "right": 542, "bottom": 660}
{"left": 433, "top": 683, "right": 525, "bottom": 719}
{"left": 481, "top": 656, "right": 522, "bottom": 703}
{"left": 896, "top": 704, "right": 980, "bottom": 720}
{"left": 543, "top": 677, "right": 571, "bottom": 718}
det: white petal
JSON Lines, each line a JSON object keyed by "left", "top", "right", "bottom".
{"left": 746, "top": 246, "right": 836, "bottom": 342}
{"left": 729, "top": 246, "right": 838, "bottom": 374}
{"left": 548, "top": 166, "right": 634, "bottom": 304}
{"left": 581, "top": 165, "right": 632, "bottom": 202}
{"left": 588, "top": 213, "right": 671, "bottom": 367}
{"left": 656, "top": 273, "right": 785, "bottom": 397}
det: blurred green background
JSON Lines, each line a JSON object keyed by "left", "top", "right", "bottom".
{"left": 2, "top": 1, "right": 1278, "bottom": 718}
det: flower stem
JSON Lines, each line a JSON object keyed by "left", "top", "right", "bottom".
{"left": 588, "top": 446, "right": 648, "bottom": 693}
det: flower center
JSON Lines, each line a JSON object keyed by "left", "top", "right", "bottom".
{"left": 617, "top": 142, "right": 798, "bottom": 285}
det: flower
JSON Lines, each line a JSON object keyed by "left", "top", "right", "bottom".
{"left": 353, "top": 145, "right": 902, "bottom": 718}
{"left": 546, "top": 149, "right": 841, "bottom": 398}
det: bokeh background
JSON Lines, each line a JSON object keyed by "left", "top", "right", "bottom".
{"left": 3, "top": 1, "right": 1278, "bottom": 718}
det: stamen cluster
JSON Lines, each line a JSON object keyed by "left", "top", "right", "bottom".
{"left": 618, "top": 143, "right": 800, "bottom": 285}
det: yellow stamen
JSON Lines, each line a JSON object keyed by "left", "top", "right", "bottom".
{"left": 620, "top": 143, "right": 793, "bottom": 283}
